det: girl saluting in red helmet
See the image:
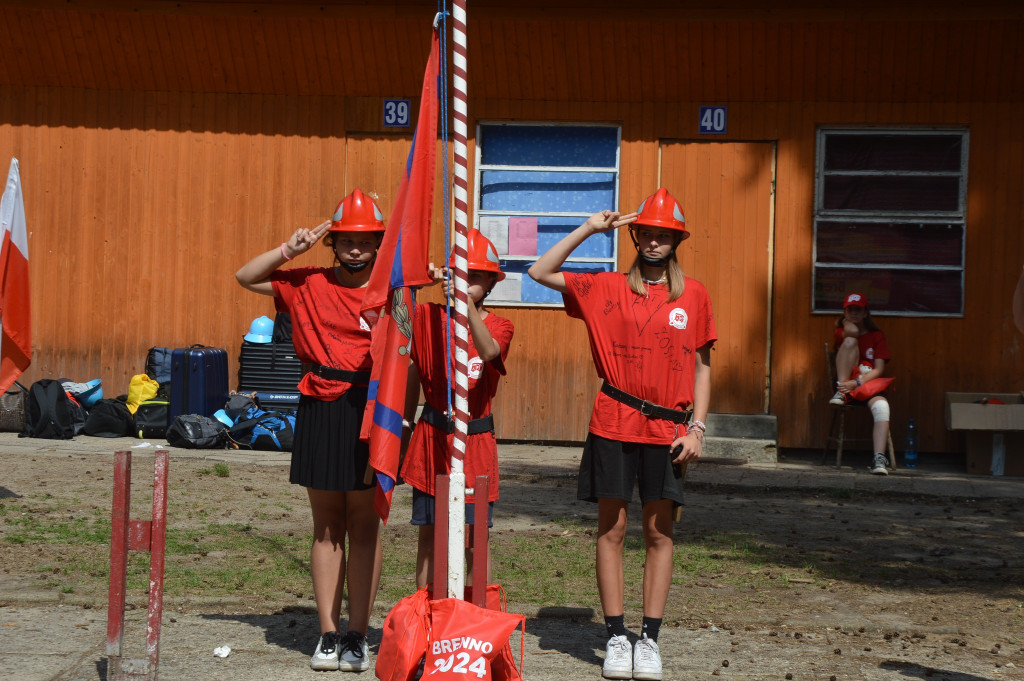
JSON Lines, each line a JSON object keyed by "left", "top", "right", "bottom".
{"left": 529, "top": 188, "right": 716, "bottom": 681}
{"left": 401, "top": 230, "right": 514, "bottom": 588}
{"left": 235, "top": 189, "right": 385, "bottom": 673}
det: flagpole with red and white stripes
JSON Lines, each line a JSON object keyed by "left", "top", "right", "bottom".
{"left": 446, "top": 0, "right": 470, "bottom": 599}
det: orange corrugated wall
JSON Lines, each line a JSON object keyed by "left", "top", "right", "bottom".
{"left": 2, "top": 4, "right": 1023, "bottom": 451}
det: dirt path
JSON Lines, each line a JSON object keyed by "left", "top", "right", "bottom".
{"left": 1, "top": 446, "right": 1022, "bottom": 680}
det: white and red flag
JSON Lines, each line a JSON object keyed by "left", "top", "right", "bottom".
{"left": 0, "top": 158, "right": 31, "bottom": 393}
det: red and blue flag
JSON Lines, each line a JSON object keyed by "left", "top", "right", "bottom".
{"left": 361, "top": 29, "right": 439, "bottom": 523}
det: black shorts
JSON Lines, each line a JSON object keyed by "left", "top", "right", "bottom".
{"left": 411, "top": 487, "right": 494, "bottom": 527}
{"left": 577, "top": 433, "right": 684, "bottom": 506}
{"left": 289, "top": 390, "right": 374, "bottom": 492}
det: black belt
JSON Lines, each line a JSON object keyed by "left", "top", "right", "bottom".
{"left": 420, "top": 403, "right": 494, "bottom": 435}
{"left": 600, "top": 382, "right": 692, "bottom": 424}
{"left": 308, "top": 364, "right": 371, "bottom": 385}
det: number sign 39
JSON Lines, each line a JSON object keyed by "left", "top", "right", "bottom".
{"left": 383, "top": 99, "right": 411, "bottom": 127}
{"left": 699, "top": 106, "right": 728, "bottom": 135}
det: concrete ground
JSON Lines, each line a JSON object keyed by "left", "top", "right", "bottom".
{"left": 1, "top": 434, "right": 1021, "bottom": 680}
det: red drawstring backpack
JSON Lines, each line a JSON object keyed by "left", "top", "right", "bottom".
{"left": 423, "top": 597, "right": 525, "bottom": 680}
{"left": 376, "top": 587, "right": 432, "bottom": 681}
{"left": 375, "top": 585, "right": 524, "bottom": 681}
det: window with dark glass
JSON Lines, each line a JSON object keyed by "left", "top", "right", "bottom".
{"left": 813, "top": 129, "right": 968, "bottom": 316}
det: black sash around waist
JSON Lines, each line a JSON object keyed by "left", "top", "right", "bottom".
{"left": 600, "top": 381, "right": 692, "bottom": 424}
{"left": 419, "top": 402, "right": 495, "bottom": 435}
{"left": 307, "top": 364, "right": 371, "bottom": 385}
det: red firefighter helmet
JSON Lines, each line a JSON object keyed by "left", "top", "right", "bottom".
{"left": 449, "top": 230, "right": 505, "bottom": 282}
{"left": 633, "top": 188, "right": 689, "bottom": 239}
{"left": 330, "top": 189, "right": 386, "bottom": 232}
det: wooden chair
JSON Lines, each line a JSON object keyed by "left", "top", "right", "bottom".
{"left": 822, "top": 342, "right": 897, "bottom": 469}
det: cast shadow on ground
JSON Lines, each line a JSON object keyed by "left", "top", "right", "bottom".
{"left": 94, "top": 657, "right": 107, "bottom": 680}
{"left": 527, "top": 610, "right": 602, "bottom": 667}
{"left": 0, "top": 485, "right": 21, "bottom": 499}
{"left": 200, "top": 612, "right": 382, "bottom": 657}
{"left": 880, "top": 660, "right": 996, "bottom": 681}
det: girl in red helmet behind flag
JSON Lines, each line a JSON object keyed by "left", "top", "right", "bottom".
{"left": 400, "top": 229, "right": 514, "bottom": 589}
{"left": 235, "top": 189, "right": 385, "bottom": 673}
{"left": 529, "top": 188, "right": 716, "bottom": 681}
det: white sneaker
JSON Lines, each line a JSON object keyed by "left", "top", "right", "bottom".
{"left": 829, "top": 390, "right": 846, "bottom": 406}
{"left": 871, "top": 452, "right": 889, "bottom": 475}
{"left": 338, "top": 631, "right": 370, "bottom": 672}
{"left": 633, "top": 634, "right": 662, "bottom": 680}
{"left": 602, "top": 634, "right": 632, "bottom": 679}
{"left": 310, "top": 631, "right": 342, "bottom": 671}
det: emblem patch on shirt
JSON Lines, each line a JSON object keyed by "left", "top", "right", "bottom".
{"left": 669, "top": 308, "right": 688, "bottom": 330}
{"left": 866, "top": 347, "right": 874, "bottom": 360}
{"left": 468, "top": 358, "right": 483, "bottom": 379}
{"left": 359, "top": 316, "right": 371, "bottom": 332}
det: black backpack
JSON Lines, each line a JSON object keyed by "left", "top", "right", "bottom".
{"left": 272, "top": 312, "right": 292, "bottom": 344}
{"left": 20, "top": 379, "right": 74, "bottom": 439}
{"left": 83, "top": 398, "right": 134, "bottom": 437}
{"left": 166, "top": 414, "right": 226, "bottom": 449}
{"left": 145, "top": 347, "right": 174, "bottom": 389}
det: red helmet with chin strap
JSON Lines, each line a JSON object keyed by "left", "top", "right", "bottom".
{"left": 634, "top": 188, "right": 689, "bottom": 240}
{"left": 449, "top": 230, "right": 506, "bottom": 282}
{"left": 330, "top": 189, "right": 386, "bottom": 232}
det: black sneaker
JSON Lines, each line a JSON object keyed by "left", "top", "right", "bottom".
{"left": 310, "top": 630, "right": 342, "bottom": 671}
{"left": 338, "top": 630, "right": 370, "bottom": 672}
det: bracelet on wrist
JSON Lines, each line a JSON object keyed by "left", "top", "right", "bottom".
{"left": 855, "top": 377, "right": 862, "bottom": 386}
{"left": 280, "top": 242, "right": 293, "bottom": 261}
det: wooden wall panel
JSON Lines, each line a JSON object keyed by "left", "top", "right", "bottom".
{"left": 3, "top": 6, "right": 1024, "bottom": 104}
{"left": 0, "top": 85, "right": 350, "bottom": 392}
{"left": 3, "top": 5, "right": 1024, "bottom": 452}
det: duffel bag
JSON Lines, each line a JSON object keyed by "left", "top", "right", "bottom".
{"left": 227, "top": 407, "right": 295, "bottom": 451}
{"left": 83, "top": 398, "right": 134, "bottom": 438}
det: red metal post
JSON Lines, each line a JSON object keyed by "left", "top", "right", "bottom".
{"left": 106, "top": 451, "right": 131, "bottom": 662}
{"left": 470, "top": 475, "right": 489, "bottom": 608}
{"left": 106, "top": 450, "right": 169, "bottom": 681}
{"left": 145, "top": 450, "right": 169, "bottom": 674}
{"left": 433, "top": 474, "right": 450, "bottom": 595}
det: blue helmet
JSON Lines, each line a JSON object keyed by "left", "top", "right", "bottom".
{"left": 244, "top": 315, "right": 274, "bottom": 343}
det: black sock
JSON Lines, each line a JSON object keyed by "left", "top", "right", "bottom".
{"left": 641, "top": 617, "right": 662, "bottom": 642}
{"left": 605, "top": 615, "right": 626, "bottom": 638}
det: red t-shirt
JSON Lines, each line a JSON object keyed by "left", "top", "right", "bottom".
{"left": 400, "top": 303, "right": 514, "bottom": 501}
{"left": 562, "top": 272, "right": 717, "bottom": 445}
{"left": 833, "top": 327, "right": 891, "bottom": 369}
{"left": 271, "top": 267, "right": 372, "bottom": 400}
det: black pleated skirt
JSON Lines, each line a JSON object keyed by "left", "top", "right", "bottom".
{"left": 289, "top": 388, "right": 373, "bottom": 492}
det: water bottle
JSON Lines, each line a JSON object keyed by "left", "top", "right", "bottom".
{"left": 904, "top": 419, "right": 918, "bottom": 468}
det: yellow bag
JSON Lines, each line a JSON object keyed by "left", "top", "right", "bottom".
{"left": 126, "top": 374, "right": 159, "bottom": 415}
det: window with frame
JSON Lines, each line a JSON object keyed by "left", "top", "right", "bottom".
{"left": 813, "top": 128, "right": 968, "bottom": 316}
{"left": 473, "top": 122, "right": 621, "bottom": 306}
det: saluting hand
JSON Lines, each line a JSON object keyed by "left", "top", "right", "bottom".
{"left": 283, "top": 220, "right": 331, "bottom": 259}
{"left": 584, "top": 210, "right": 639, "bottom": 234}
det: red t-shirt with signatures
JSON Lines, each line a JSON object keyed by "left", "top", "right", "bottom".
{"left": 400, "top": 302, "right": 514, "bottom": 501}
{"left": 271, "top": 267, "right": 372, "bottom": 400}
{"left": 562, "top": 272, "right": 716, "bottom": 445}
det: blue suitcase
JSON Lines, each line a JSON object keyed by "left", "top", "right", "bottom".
{"left": 169, "top": 346, "right": 229, "bottom": 423}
